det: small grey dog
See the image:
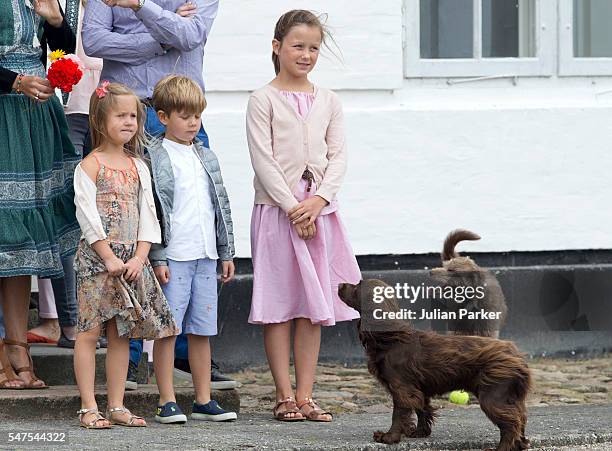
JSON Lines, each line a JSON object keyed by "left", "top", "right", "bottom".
{"left": 430, "top": 229, "right": 507, "bottom": 338}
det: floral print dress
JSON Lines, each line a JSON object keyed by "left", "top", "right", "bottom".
{"left": 75, "top": 156, "right": 178, "bottom": 338}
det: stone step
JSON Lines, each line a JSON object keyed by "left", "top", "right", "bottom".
{"left": 30, "top": 346, "right": 150, "bottom": 386}
{"left": 0, "top": 385, "right": 240, "bottom": 420}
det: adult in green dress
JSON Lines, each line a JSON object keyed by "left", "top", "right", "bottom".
{"left": 0, "top": 0, "right": 80, "bottom": 389}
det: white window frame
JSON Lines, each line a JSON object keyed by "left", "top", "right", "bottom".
{"left": 403, "top": 0, "right": 555, "bottom": 78}
{"left": 559, "top": 0, "right": 612, "bottom": 76}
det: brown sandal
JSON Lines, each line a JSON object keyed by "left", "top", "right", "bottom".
{"left": 273, "top": 397, "right": 305, "bottom": 421}
{"left": 78, "top": 408, "right": 113, "bottom": 429}
{"left": 106, "top": 407, "right": 147, "bottom": 427}
{"left": 297, "top": 397, "right": 333, "bottom": 422}
{"left": 0, "top": 339, "right": 24, "bottom": 389}
{"left": 3, "top": 339, "right": 47, "bottom": 389}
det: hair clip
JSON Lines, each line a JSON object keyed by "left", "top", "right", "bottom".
{"left": 95, "top": 80, "right": 110, "bottom": 98}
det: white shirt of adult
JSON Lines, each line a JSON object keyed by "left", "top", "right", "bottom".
{"left": 163, "top": 138, "right": 218, "bottom": 261}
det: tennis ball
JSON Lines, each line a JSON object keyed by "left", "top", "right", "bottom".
{"left": 449, "top": 390, "right": 469, "bottom": 405}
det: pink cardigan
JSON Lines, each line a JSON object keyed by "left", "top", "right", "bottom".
{"left": 246, "top": 84, "right": 347, "bottom": 213}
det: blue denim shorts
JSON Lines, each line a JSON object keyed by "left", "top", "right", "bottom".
{"left": 163, "top": 259, "right": 218, "bottom": 336}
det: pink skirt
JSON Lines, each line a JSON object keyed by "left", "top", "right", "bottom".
{"left": 248, "top": 180, "right": 361, "bottom": 326}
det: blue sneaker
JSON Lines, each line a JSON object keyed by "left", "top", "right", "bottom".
{"left": 155, "top": 401, "right": 187, "bottom": 424}
{"left": 191, "top": 400, "right": 237, "bottom": 422}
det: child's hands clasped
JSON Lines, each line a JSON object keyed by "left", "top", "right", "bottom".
{"left": 294, "top": 222, "right": 317, "bottom": 241}
{"left": 104, "top": 255, "right": 126, "bottom": 277}
{"left": 288, "top": 196, "right": 327, "bottom": 227}
{"left": 124, "top": 256, "right": 144, "bottom": 282}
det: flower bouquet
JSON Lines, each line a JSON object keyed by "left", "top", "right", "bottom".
{"left": 47, "top": 49, "right": 83, "bottom": 93}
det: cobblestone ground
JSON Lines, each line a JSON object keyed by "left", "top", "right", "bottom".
{"left": 226, "top": 355, "right": 612, "bottom": 415}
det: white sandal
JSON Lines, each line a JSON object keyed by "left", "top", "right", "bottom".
{"left": 106, "top": 406, "right": 147, "bottom": 427}
{"left": 77, "top": 408, "right": 112, "bottom": 429}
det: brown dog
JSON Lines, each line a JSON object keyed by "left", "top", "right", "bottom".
{"left": 431, "top": 229, "right": 507, "bottom": 338}
{"left": 338, "top": 279, "right": 531, "bottom": 451}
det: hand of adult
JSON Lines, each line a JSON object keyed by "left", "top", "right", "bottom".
{"left": 102, "top": 0, "right": 197, "bottom": 15}
{"left": 102, "top": 0, "right": 138, "bottom": 10}
{"left": 176, "top": 1, "right": 197, "bottom": 17}
{"left": 13, "top": 76, "right": 55, "bottom": 103}
{"left": 33, "top": 0, "right": 63, "bottom": 27}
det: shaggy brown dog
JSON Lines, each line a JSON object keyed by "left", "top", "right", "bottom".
{"left": 338, "top": 279, "right": 531, "bottom": 451}
{"left": 431, "top": 229, "right": 508, "bottom": 338}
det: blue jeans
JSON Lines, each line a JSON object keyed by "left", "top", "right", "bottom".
{"left": 0, "top": 305, "right": 4, "bottom": 338}
{"left": 129, "top": 332, "right": 188, "bottom": 365}
{"left": 128, "top": 109, "right": 209, "bottom": 366}
{"left": 50, "top": 254, "right": 78, "bottom": 328}
{"left": 47, "top": 114, "right": 85, "bottom": 329}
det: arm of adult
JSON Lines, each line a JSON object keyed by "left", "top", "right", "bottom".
{"left": 34, "top": 0, "right": 63, "bottom": 27}
{"left": 82, "top": 0, "right": 165, "bottom": 65}
{"left": 0, "top": 68, "right": 18, "bottom": 95}
{"left": 0, "top": 0, "right": 72, "bottom": 95}
{"left": 0, "top": 69, "right": 55, "bottom": 101}
{"left": 110, "top": 0, "right": 218, "bottom": 52}
{"left": 41, "top": 0, "right": 76, "bottom": 54}
{"left": 246, "top": 94, "right": 299, "bottom": 214}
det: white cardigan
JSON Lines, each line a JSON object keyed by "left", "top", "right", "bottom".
{"left": 73, "top": 157, "right": 161, "bottom": 245}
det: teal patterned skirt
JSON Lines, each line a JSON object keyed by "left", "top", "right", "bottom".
{"left": 0, "top": 94, "right": 80, "bottom": 278}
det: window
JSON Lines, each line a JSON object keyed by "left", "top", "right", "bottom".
{"left": 404, "top": 0, "right": 554, "bottom": 77}
{"left": 560, "top": 0, "right": 612, "bottom": 75}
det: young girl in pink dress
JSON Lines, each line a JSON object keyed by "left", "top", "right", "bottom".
{"left": 246, "top": 10, "right": 360, "bottom": 423}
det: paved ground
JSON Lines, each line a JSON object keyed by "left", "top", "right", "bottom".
{"left": 0, "top": 356, "right": 609, "bottom": 450}
{"left": 0, "top": 404, "right": 610, "bottom": 450}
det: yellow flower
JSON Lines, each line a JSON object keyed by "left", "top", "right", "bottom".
{"left": 49, "top": 49, "right": 66, "bottom": 62}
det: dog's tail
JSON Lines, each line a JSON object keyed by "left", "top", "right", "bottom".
{"left": 477, "top": 342, "right": 532, "bottom": 400}
{"left": 442, "top": 229, "right": 481, "bottom": 261}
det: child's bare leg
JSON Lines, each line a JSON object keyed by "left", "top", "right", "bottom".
{"left": 294, "top": 318, "right": 330, "bottom": 421}
{"left": 106, "top": 318, "right": 145, "bottom": 426}
{"left": 264, "top": 321, "right": 302, "bottom": 418}
{"left": 264, "top": 322, "right": 293, "bottom": 398}
{"left": 106, "top": 317, "right": 128, "bottom": 408}
{"left": 74, "top": 324, "right": 109, "bottom": 426}
{"left": 75, "top": 325, "right": 100, "bottom": 408}
{"left": 153, "top": 335, "right": 177, "bottom": 404}
{"left": 188, "top": 334, "right": 211, "bottom": 405}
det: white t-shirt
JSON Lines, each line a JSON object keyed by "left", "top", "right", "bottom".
{"left": 163, "top": 139, "right": 218, "bottom": 261}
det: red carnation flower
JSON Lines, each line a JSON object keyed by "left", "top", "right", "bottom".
{"left": 47, "top": 57, "right": 83, "bottom": 93}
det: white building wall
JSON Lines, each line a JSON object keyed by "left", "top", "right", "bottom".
{"left": 202, "top": 0, "right": 612, "bottom": 257}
